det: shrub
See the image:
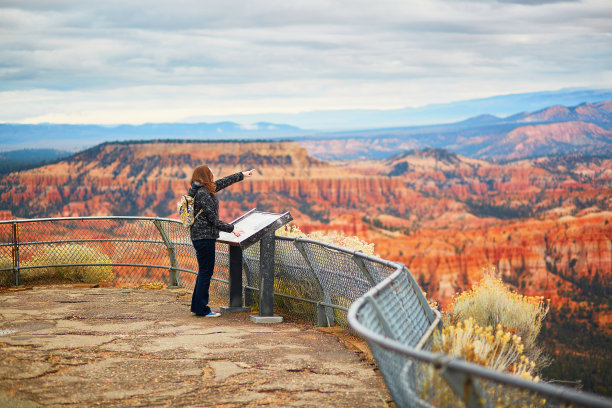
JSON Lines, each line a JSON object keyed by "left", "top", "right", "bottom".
{"left": 276, "top": 224, "right": 375, "bottom": 255}
{"left": 0, "top": 253, "right": 13, "bottom": 286}
{"left": 447, "top": 273, "right": 549, "bottom": 368}
{"left": 246, "top": 275, "right": 319, "bottom": 319}
{"left": 419, "top": 318, "right": 545, "bottom": 407}
{"left": 25, "top": 244, "right": 115, "bottom": 284}
{"left": 435, "top": 318, "right": 537, "bottom": 379}
{"left": 272, "top": 223, "right": 376, "bottom": 326}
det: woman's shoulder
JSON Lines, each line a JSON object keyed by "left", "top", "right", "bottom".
{"left": 194, "top": 187, "right": 215, "bottom": 202}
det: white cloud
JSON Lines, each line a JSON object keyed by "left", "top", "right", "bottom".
{"left": 239, "top": 123, "right": 259, "bottom": 130}
{"left": 0, "top": 0, "right": 611, "bottom": 125}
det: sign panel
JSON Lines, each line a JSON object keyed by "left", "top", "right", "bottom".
{"left": 217, "top": 209, "right": 292, "bottom": 247}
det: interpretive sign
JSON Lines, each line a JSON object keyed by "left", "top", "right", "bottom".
{"left": 218, "top": 209, "right": 292, "bottom": 248}
{"left": 217, "top": 209, "right": 292, "bottom": 322}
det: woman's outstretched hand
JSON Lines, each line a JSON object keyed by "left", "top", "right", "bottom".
{"left": 233, "top": 229, "right": 244, "bottom": 237}
{"left": 242, "top": 169, "right": 255, "bottom": 178}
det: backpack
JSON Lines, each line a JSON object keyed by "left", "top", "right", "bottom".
{"left": 177, "top": 195, "right": 203, "bottom": 228}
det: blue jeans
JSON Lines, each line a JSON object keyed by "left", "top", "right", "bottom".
{"left": 191, "top": 239, "right": 216, "bottom": 315}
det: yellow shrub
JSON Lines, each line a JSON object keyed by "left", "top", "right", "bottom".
{"left": 0, "top": 253, "right": 13, "bottom": 286}
{"left": 276, "top": 224, "right": 375, "bottom": 255}
{"left": 447, "top": 274, "right": 549, "bottom": 366}
{"left": 419, "top": 318, "right": 544, "bottom": 407}
{"left": 435, "top": 318, "right": 537, "bottom": 379}
{"left": 25, "top": 244, "right": 115, "bottom": 284}
{"left": 247, "top": 276, "right": 319, "bottom": 320}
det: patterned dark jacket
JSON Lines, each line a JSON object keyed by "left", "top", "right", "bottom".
{"left": 188, "top": 172, "right": 244, "bottom": 241}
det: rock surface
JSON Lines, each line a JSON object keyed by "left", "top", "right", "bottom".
{"left": 0, "top": 285, "right": 389, "bottom": 407}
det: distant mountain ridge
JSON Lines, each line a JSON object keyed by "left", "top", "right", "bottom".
{"left": 184, "top": 88, "right": 612, "bottom": 130}
{"left": 2, "top": 88, "right": 612, "bottom": 152}
{"left": 2, "top": 97, "right": 611, "bottom": 162}
{"left": 299, "top": 101, "right": 612, "bottom": 160}
{"left": 509, "top": 101, "right": 612, "bottom": 128}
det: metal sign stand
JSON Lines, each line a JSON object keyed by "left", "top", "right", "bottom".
{"left": 221, "top": 245, "right": 250, "bottom": 313}
{"left": 251, "top": 231, "right": 278, "bottom": 323}
{"left": 217, "top": 209, "right": 292, "bottom": 323}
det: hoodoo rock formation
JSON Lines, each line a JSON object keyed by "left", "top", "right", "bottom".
{"left": 1, "top": 141, "right": 609, "bottom": 310}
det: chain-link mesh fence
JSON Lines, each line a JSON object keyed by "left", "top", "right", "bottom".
{"left": 1, "top": 218, "right": 400, "bottom": 320}
{"left": 241, "top": 236, "right": 401, "bottom": 330}
{"left": 349, "top": 268, "right": 612, "bottom": 408}
{"left": 0, "top": 217, "right": 238, "bottom": 303}
{"left": 0, "top": 222, "right": 15, "bottom": 287}
{"left": 243, "top": 238, "right": 321, "bottom": 322}
{"left": 2, "top": 218, "right": 187, "bottom": 287}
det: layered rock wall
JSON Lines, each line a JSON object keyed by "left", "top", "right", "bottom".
{"left": 1, "top": 142, "right": 609, "bottom": 323}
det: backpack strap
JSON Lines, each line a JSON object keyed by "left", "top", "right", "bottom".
{"left": 190, "top": 186, "right": 207, "bottom": 226}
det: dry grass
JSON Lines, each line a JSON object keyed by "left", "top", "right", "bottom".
{"left": 276, "top": 224, "right": 375, "bottom": 255}
{"left": 418, "top": 318, "right": 545, "bottom": 407}
{"left": 446, "top": 273, "right": 549, "bottom": 368}
{"left": 0, "top": 253, "right": 13, "bottom": 286}
{"left": 24, "top": 244, "right": 115, "bottom": 284}
{"left": 435, "top": 318, "right": 538, "bottom": 380}
{"left": 415, "top": 273, "right": 551, "bottom": 406}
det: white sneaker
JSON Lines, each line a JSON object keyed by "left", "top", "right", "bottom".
{"left": 204, "top": 311, "right": 221, "bottom": 318}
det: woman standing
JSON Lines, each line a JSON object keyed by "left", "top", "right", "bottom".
{"left": 188, "top": 165, "right": 254, "bottom": 317}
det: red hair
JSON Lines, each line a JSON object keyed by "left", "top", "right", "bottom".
{"left": 191, "top": 165, "right": 216, "bottom": 195}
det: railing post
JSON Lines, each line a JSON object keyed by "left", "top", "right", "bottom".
{"left": 438, "top": 363, "right": 485, "bottom": 408}
{"left": 293, "top": 238, "right": 334, "bottom": 327}
{"left": 402, "top": 266, "right": 438, "bottom": 325}
{"left": 352, "top": 254, "right": 377, "bottom": 287}
{"left": 12, "top": 222, "right": 21, "bottom": 287}
{"left": 366, "top": 297, "right": 396, "bottom": 340}
{"left": 153, "top": 219, "right": 182, "bottom": 288}
{"left": 316, "top": 302, "right": 329, "bottom": 328}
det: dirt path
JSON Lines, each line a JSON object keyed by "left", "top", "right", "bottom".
{"left": 0, "top": 285, "right": 390, "bottom": 407}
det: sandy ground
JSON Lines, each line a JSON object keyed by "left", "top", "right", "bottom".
{"left": 0, "top": 285, "right": 391, "bottom": 407}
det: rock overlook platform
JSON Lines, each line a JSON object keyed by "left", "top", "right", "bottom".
{"left": 0, "top": 285, "right": 389, "bottom": 407}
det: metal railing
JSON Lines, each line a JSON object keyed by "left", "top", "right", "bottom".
{"left": 0, "top": 217, "right": 203, "bottom": 291}
{"left": 1, "top": 216, "right": 610, "bottom": 408}
{"left": 348, "top": 268, "right": 612, "bottom": 408}
{"left": 241, "top": 235, "right": 430, "bottom": 330}
{"left": 0, "top": 216, "right": 406, "bottom": 329}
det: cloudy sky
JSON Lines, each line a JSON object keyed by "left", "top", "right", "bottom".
{"left": 1, "top": 0, "right": 611, "bottom": 125}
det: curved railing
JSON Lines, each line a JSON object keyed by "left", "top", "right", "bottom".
{"left": 1, "top": 216, "right": 610, "bottom": 408}
{"left": 348, "top": 269, "right": 612, "bottom": 408}
{"left": 0, "top": 217, "right": 200, "bottom": 289}
{"left": 0, "top": 216, "right": 423, "bottom": 331}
